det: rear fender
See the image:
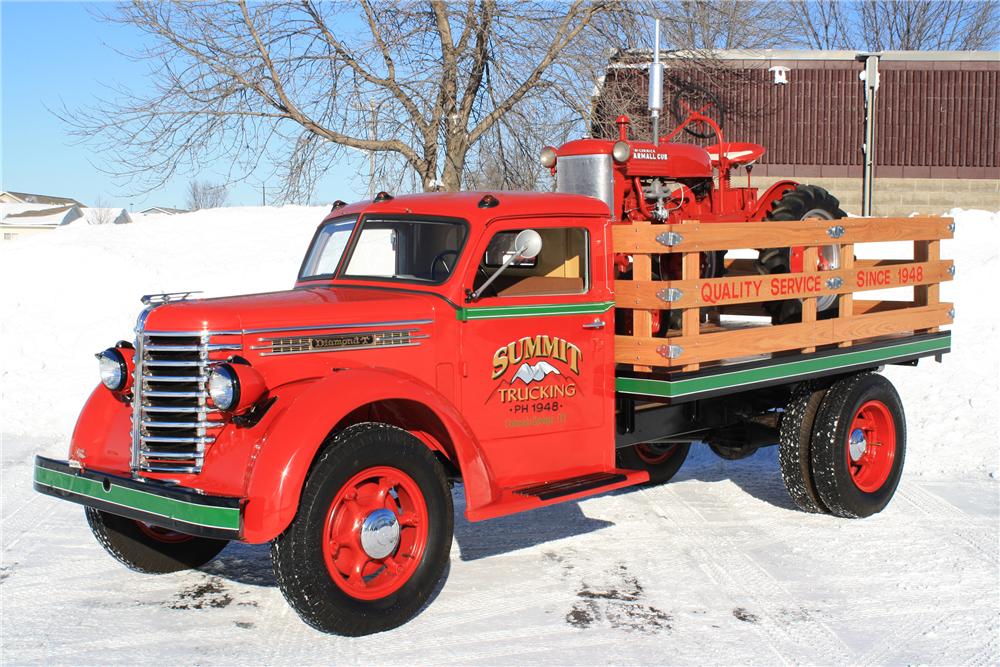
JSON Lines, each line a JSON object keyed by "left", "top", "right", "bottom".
{"left": 752, "top": 179, "right": 799, "bottom": 221}
{"left": 242, "top": 368, "right": 493, "bottom": 543}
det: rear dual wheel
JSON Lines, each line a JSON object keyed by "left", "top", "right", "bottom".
{"left": 272, "top": 423, "right": 453, "bottom": 636}
{"left": 779, "top": 373, "right": 906, "bottom": 518}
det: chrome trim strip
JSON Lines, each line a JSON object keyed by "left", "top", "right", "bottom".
{"left": 142, "top": 435, "right": 216, "bottom": 445}
{"left": 144, "top": 329, "right": 242, "bottom": 337}
{"left": 243, "top": 319, "right": 432, "bottom": 335}
{"left": 143, "top": 360, "right": 210, "bottom": 368}
{"left": 141, "top": 420, "right": 223, "bottom": 429}
{"left": 130, "top": 307, "right": 153, "bottom": 474}
{"left": 143, "top": 390, "right": 209, "bottom": 398}
{"left": 141, "top": 450, "right": 206, "bottom": 459}
{"left": 254, "top": 329, "right": 423, "bottom": 343}
{"left": 144, "top": 343, "right": 241, "bottom": 352}
{"left": 257, "top": 341, "right": 423, "bottom": 357}
{"left": 142, "top": 406, "right": 218, "bottom": 414}
{"left": 142, "top": 374, "right": 208, "bottom": 383}
{"left": 139, "top": 464, "right": 201, "bottom": 474}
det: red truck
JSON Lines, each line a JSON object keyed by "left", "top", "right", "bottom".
{"left": 34, "top": 110, "right": 953, "bottom": 636}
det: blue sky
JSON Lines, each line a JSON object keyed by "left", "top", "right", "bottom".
{"left": 1, "top": 1, "right": 366, "bottom": 209}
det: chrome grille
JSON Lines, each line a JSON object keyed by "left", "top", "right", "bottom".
{"left": 131, "top": 328, "right": 241, "bottom": 475}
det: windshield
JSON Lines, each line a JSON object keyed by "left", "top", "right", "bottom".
{"left": 299, "top": 216, "right": 358, "bottom": 279}
{"left": 340, "top": 216, "right": 468, "bottom": 285}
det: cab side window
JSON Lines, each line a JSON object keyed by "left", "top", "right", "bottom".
{"left": 473, "top": 227, "right": 589, "bottom": 298}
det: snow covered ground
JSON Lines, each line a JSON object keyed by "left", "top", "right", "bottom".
{"left": 2, "top": 205, "right": 997, "bottom": 664}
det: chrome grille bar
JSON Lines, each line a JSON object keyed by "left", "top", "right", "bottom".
{"left": 131, "top": 322, "right": 241, "bottom": 476}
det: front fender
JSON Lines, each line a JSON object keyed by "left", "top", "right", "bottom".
{"left": 242, "top": 367, "right": 493, "bottom": 543}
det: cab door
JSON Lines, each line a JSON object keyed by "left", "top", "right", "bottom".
{"left": 457, "top": 216, "right": 615, "bottom": 486}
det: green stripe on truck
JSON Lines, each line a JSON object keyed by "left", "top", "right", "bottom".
{"left": 33, "top": 466, "right": 240, "bottom": 530}
{"left": 615, "top": 335, "right": 950, "bottom": 399}
{"left": 456, "top": 301, "right": 614, "bottom": 321}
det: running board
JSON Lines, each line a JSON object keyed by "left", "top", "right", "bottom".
{"left": 465, "top": 467, "right": 649, "bottom": 522}
{"left": 514, "top": 472, "right": 628, "bottom": 501}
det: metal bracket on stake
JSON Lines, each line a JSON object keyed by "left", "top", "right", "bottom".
{"left": 826, "top": 277, "right": 844, "bottom": 289}
{"left": 827, "top": 225, "right": 846, "bottom": 239}
{"left": 948, "top": 222, "right": 956, "bottom": 233}
{"left": 948, "top": 308, "right": 955, "bottom": 319}
{"left": 657, "top": 287, "right": 683, "bottom": 303}
{"left": 656, "top": 344, "right": 683, "bottom": 359}
{"left": 656, "top": 231, "right": 683, "bottom": 247}
{"left": 947, "top": 265, "right": 956, "bottom": 276}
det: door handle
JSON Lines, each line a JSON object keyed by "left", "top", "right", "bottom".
{"left": 582, "top": 318, "right": 606, "bottom": 330}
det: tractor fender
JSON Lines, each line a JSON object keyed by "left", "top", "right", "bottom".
{"left": 752, "top": 179, "right": 799, "bottom": 220}
{"left": 241, "top": 367, "right": 494, "bottom": 543}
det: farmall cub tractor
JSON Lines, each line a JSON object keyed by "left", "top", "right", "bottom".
{"left": 35, "top": 93, "right": 953, "bottom": 634}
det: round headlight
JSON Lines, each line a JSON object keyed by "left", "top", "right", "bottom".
{"left": 96, "top": 348, "right": 127, "bottom": 391}
{"left": 540, "top": 146, "right": 557, "bottom": 168}
{"left": 612, "top": 140, "right": 632, "bottom": 163}
{"left": 208, "top": 365, "right": 239, "bottom": 411}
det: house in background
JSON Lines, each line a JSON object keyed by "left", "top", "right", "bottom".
{"left": 1, "top": 204, "right": 84, "bottom": 241}
{"left": 0, "top": 191, "right": 84, "bottom": 207}
{"left": 82, "top": 208, "right": 133, "bottom": 226}
{"left": 138, "top": 206, "right": 188, "bottom": 216}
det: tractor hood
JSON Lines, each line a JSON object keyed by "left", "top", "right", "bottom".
{"left": 142, "top": 286, "right": 441, "bottom": 334}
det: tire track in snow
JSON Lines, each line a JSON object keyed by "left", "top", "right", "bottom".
{"left": 641, "top": 483, "right": 849, "bottom": 665}
{"left": 897, "top": 483, "right": 997, "bottom": 564}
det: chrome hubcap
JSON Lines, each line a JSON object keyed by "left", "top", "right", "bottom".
{"left": 849, "top": 428, "right": 868, "bottom": 462}
{"left": 359, "top": 508, "right": 400, "bottom": 559}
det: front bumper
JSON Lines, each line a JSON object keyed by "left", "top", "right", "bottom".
{"left": 33, "top": 456, "right": 242, "bottom": 541}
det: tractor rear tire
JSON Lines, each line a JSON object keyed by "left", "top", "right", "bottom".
{"left": 617, "top": 442, "right": 690, "bottom": 485}
{"left": 778, "top": 386, "right": 830, "bottom": 514}
{"left": 86, "top": 508, "right": 229, "bottom": 574}
{"left": 809, "top": 374, "right": 906, "bottom": 518}
{"left": 757, "top": 185, "right": 846, "bottom": 324}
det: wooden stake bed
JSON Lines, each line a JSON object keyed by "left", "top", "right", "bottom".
{"left": 612, "top": 215, "right": 954, "bottom": 400}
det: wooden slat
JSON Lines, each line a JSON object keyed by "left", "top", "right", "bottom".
{"left": 914, "top": 239, "right": 942, "bottom": 334}
{"left": 613, "top": 259, "right": 954, "bottom": 309}
{"left": 613, "top": 216, "right": 954, "bottom": 254}
{"left": 614, "top": 303, "right": 954, "bottom": 367}
{"left": 852, "top": 300, "right": 913, "bottom": 315}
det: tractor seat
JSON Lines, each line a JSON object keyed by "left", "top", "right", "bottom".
{"left": 704, "top": 141, "right": 766, "bottom": 167}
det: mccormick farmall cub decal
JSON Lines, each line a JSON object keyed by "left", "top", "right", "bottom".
{"left": 488, "top": 335, "right": 582, "bottom": 424}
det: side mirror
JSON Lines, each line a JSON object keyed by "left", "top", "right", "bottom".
{"left": 468, "top": 229, "right": 544, "bottom": 302}
{"left": 514, "top": 229, "right": 543, "bottom": 260}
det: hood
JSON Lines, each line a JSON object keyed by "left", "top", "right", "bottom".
{"left": 142, "top": 286, "right": 442, "bottom": 333}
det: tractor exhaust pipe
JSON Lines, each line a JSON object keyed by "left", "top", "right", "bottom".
{"left": 648, "top": 19, "right": 663, "bottom": 144}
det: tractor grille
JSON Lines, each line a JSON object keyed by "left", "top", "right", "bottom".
{"left": 131, "top": 330, "right": 241, "bottom": 475}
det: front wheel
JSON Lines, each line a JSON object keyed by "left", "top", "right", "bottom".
{"left": 616, "top": 442, "right": 690, "bottom": 485}
{"left": 272, "top": 423, "right": 453, "bottom": 636}
{"left": 809, "top": 373, "right": 906, "bottom": 518}
{"left": 86, "top": 508, "right": 228, "bottom": 574}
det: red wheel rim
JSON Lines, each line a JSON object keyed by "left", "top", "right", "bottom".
{"left": 322, "top": 466, "right": 429, "bottom": 601}
{"left": 134, "top": 521, "right": 194, "bottom": 543}
{"left": 635, "top": 443, "right": 676, "bottom": 465}
{"left": 845, "top": 400, "right": 897, "bottom": 493}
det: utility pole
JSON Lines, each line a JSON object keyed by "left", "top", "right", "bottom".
{"left": 261, "top": 183, "right": 265, "bottom": 207}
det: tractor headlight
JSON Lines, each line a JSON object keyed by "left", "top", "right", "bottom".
{"left": 208, "top": 364, "right": 239, "bottom": 411}
{"left": 96, "top": 348, "right": 128, "bottom": 392}
{"left": 612, "top": 140, "right": 632, "bottom": 163}
{"left": 540, "top": 146, "right": 557, "bottom": 168}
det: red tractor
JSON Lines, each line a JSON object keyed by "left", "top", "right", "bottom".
{"left": 541, "top": 104, "right": 846, "bottom": 327}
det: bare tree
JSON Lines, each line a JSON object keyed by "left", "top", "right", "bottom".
{"left": 87, "top": 196, "right": 117, "bottom": 225}
{"left": 64, "top": 1, "right": 630, "bottom": 202}
{"left": 656, "top": 1, "right": 797, "bottom": 50}
{"left": 792, "top": 1, "right": 999, "bottom": 50}
{"left": 186, "top": 180, "right": 229, "bottom": 210}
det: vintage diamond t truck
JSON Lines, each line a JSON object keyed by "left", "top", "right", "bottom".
{"left": 34, "top": 104, "right": 954, "bottom": 635}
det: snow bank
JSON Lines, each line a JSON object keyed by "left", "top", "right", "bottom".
{"left": 1, "top": 206, "right": 996, "bottom": 478}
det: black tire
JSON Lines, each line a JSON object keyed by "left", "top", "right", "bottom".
{"left": 708, "top": 442, "right": 759, "bottom": 461}
{"left": 86, "top": 507, "right": 228, "bottom": 574}
{"left": 757, "top": 184, "right": 847, "bottom": 324}
{"left": 810, "top": 374, "right": 906, "bottom": 518}
{"left": 616, "top": 442, "right": 690, "bottom": 485}
{"left": 778, "top": 386, "right": 830, "bottom": 514}
{"left": 272, "top": 423, "right": 453, "bottom": 636}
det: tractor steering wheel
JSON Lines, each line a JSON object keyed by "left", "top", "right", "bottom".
{"left": 431, "top": 250, "right": 459, "bottom": 281}
{"left": 670, "top": 82, "right": 725, "bottom": 140}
